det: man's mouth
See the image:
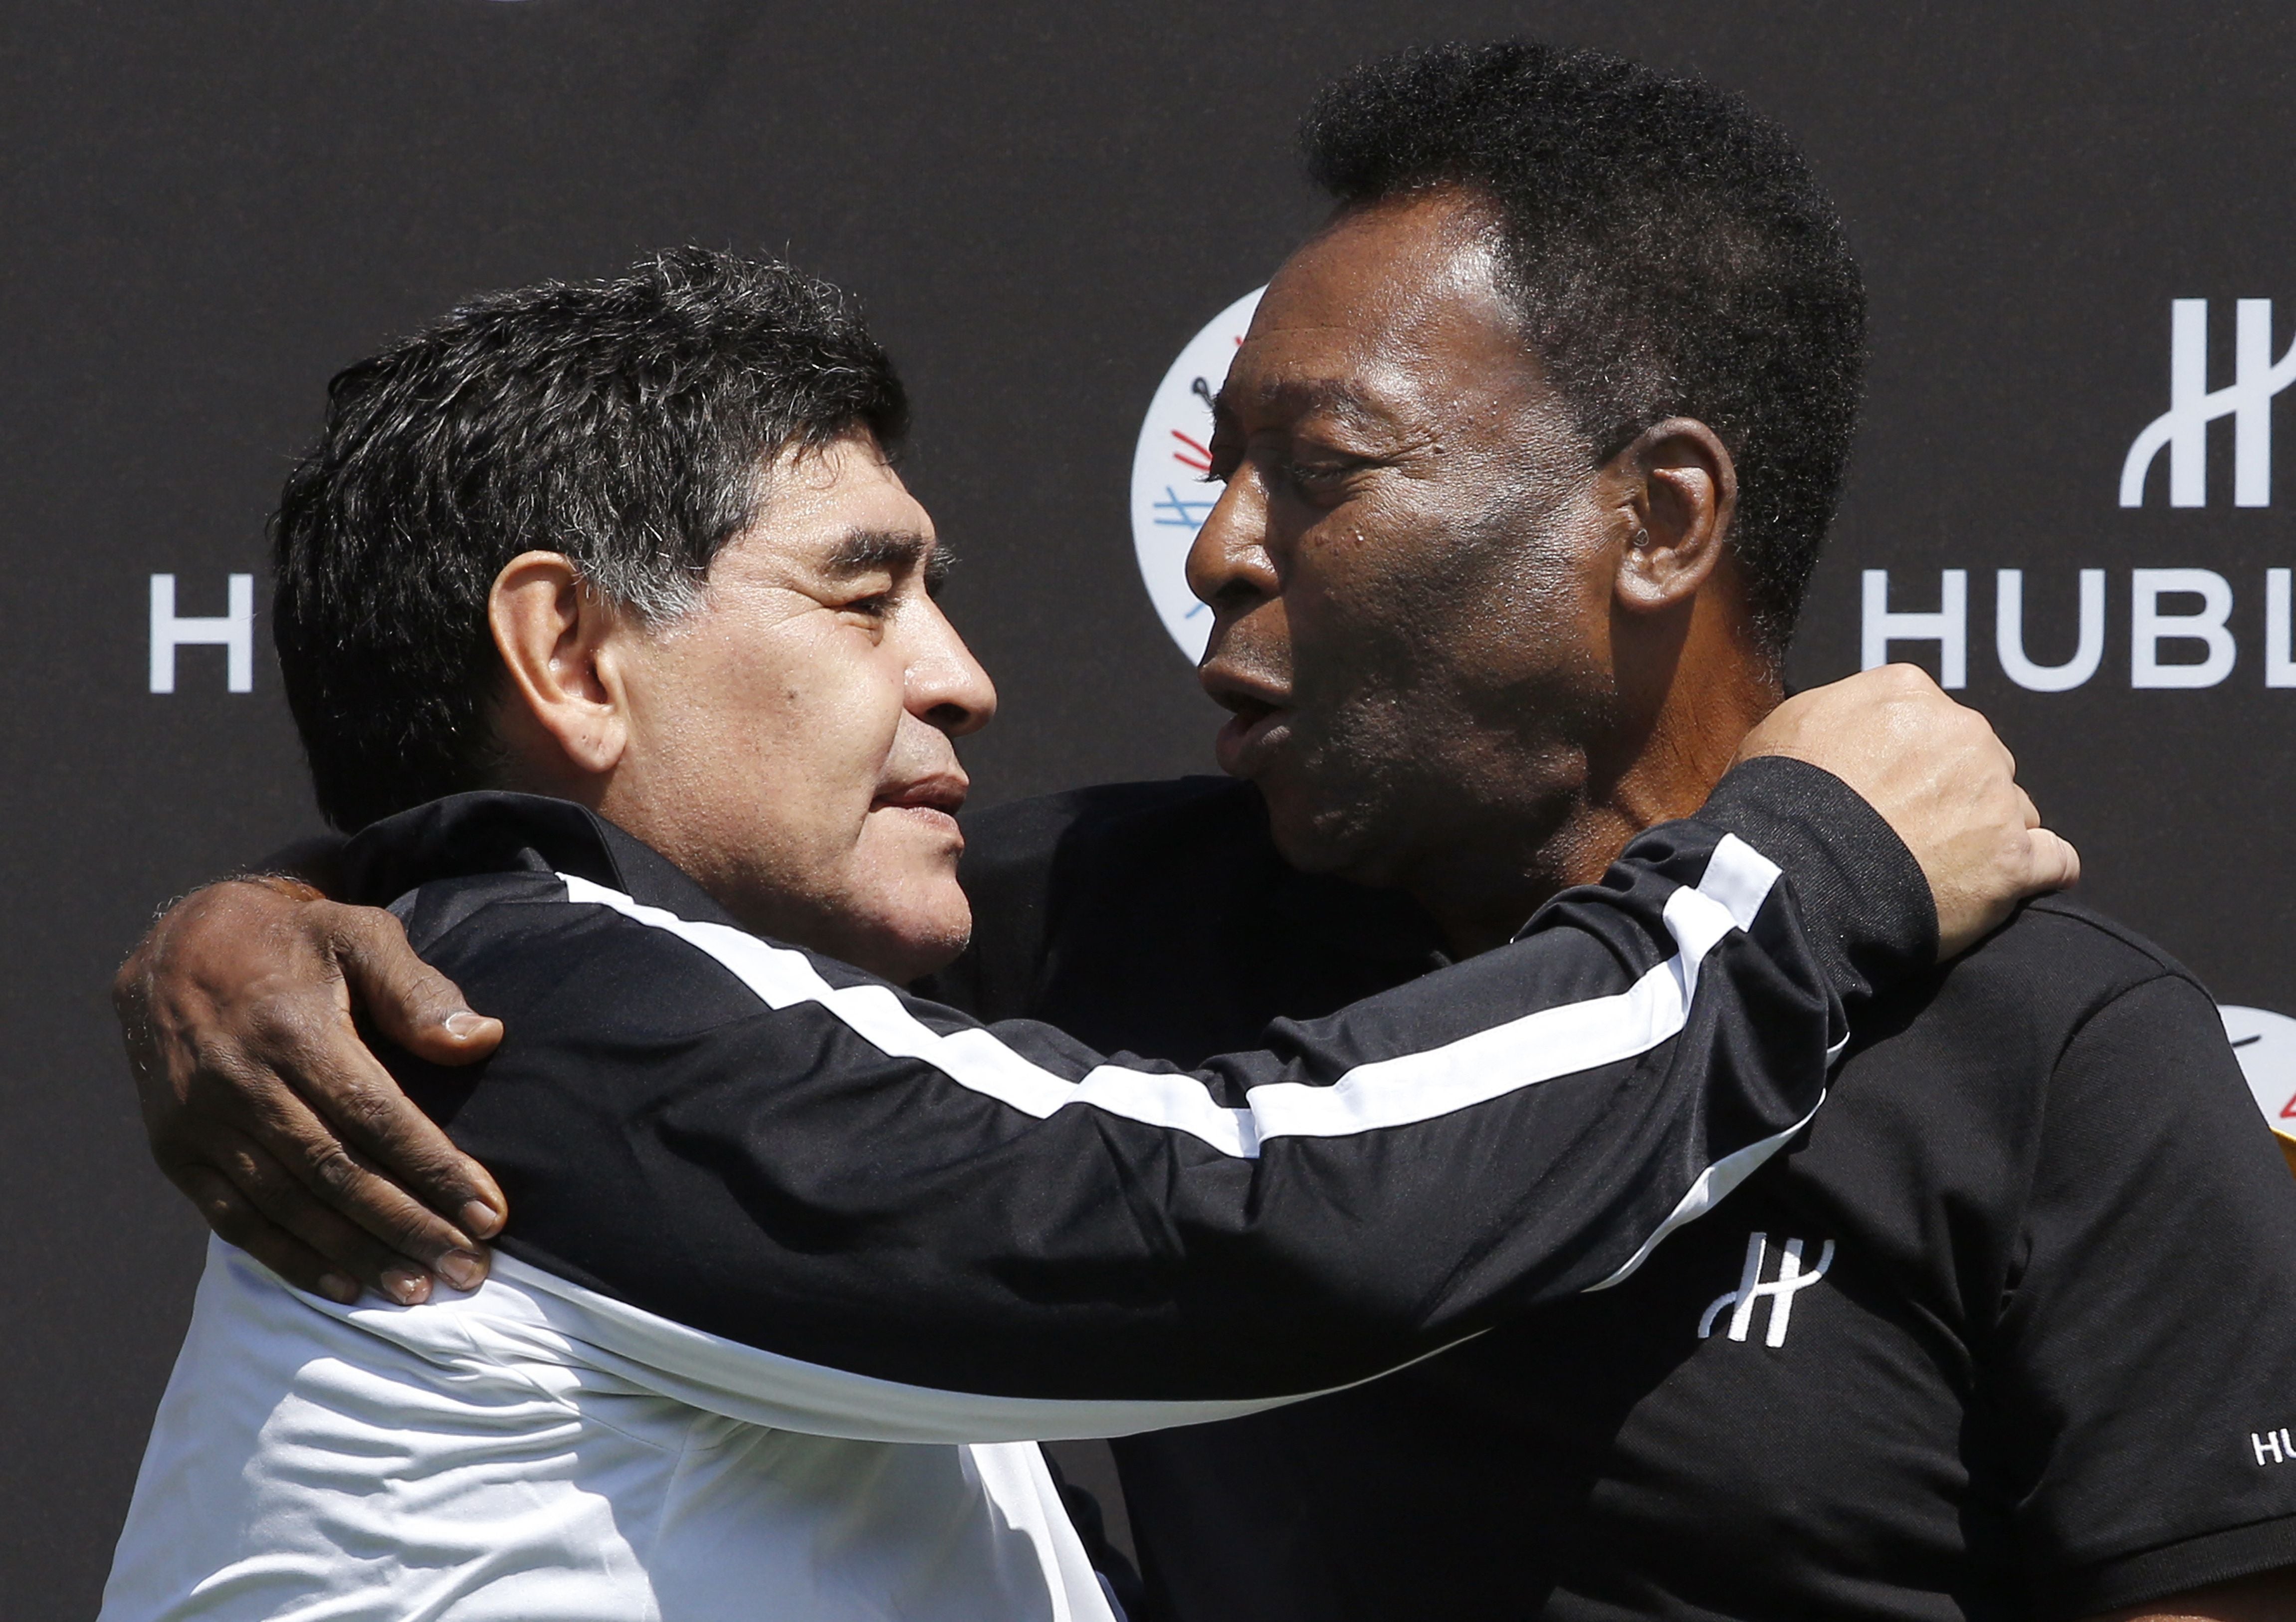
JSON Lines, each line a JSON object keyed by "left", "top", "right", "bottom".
{"left": 873, "top": 774, "right": 969, "bottom": 838}
{"left": 1205, "top": 678, "right": 1295, "bottom": 779}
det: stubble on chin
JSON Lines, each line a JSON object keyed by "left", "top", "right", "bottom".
{"left": 828, "top": 813, "right": 971, "bottom": 981}
{"left": 1249, "top": 713, "right": 1420, "bottom": 885}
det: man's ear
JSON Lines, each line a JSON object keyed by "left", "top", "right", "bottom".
{"left": 1610, "top": 417, "right": 1739, "bottom": 613}
{"left": 487, "top": 551, "right": 631, "bottom": 784}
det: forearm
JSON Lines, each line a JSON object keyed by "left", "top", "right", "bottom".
{"left": 108, "top": 661, "right": 2064, "bottom": 1313}
{"left": 458, "top": 765, "right": 1929, "bottom": 1414}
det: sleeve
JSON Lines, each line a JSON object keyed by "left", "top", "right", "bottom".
{"left": 1995, "top": 972, "right": 2296, "bottom": 1619}
{"left": 409, "top": 757, "right": 1934, "bottom": 1433}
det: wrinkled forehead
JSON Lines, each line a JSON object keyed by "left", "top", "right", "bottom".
{"left": 758, "top": 431, "right": 930, "bottom": 531}
{"left": 1224, "top": 192, "right": 1534, "bottom": 420}
{"left": 723, "top": 432, "right": 938, "bottom": 573}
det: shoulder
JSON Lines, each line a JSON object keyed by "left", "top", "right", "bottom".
{"left": 1842, "top": 897, "right": 2222, "bottom": 1123}
{"left": 395, "top": 868, "right": 884, "bottom": 1042}
{"left": 392, "top": 867, "right": 578, "bottom": 955}
{"left": 1995, "top": 906, "right": 2248, "bottom": 1133}
{"left": 1929, "top": 896, "right": 2206, "bottom": 1031}
{"left": 1999, "top": 896, "right": 2199, "bottom": 984}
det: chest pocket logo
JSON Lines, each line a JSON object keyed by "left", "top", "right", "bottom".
{"left": 1697, "top": 1232, "right": 1835, "bottom": 1347}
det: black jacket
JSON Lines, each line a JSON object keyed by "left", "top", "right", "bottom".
{"left": 341, "top": 757, "right": 1929, "bottom": 1416}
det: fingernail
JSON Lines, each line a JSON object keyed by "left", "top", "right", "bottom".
{"left": 443, "top": 1011, "right": 487, "bottom": 1040}
{"left": 437, "top": 1250, "right": 485, "bottom": 1292}
{"left": 319, "top": 1273, "right": 361, "bottom": 1305}
{"left": 383, "top": 1266, "right": 431, "bottom": 1306}
{"left": 461, "top": 1200, "right": 504, "bottom": 1238}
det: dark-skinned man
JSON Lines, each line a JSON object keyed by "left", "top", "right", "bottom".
{"left": 114, "top": 41, "right": 2296, "bottom": 1622}
{"left": 106, "top": 250, "right": 2072, "bottom": 1622}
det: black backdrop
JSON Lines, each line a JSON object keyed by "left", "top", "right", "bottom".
{"left": 6, "top": 3, "right": 2294, "bottom": 1614}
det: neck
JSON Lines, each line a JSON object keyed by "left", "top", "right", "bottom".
{"left": 1412, "top": 643, "right": 1782, "bottom": 959}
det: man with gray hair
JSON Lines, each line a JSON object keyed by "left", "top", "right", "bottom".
{"left": 120, "top": 39, "right": 2291, "bottom": 1622}
{"left": 103, "top": 247, "right": 2054, "bottom": 1622}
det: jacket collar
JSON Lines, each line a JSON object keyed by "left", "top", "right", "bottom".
{"left": 338, "top": 791, "right": 739, "bottom": 927}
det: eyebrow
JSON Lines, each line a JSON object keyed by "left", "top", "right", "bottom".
{"left": 1211, "top": 375, "right": 1390, "bottom": 432}
{"left": 822, "top": 528, "right": 954, "bottom": 591}
{"left": 824, "top": 528, "right": 929, "bottom": 575}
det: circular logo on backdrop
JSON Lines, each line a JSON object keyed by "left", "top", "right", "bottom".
{"left": 1130, "top": 287, "right": 1264, "bottom": 663}
{"left": 2221, "top": 1005, "right": 2296, "bottom": 1144}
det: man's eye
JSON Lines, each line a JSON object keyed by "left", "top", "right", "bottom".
{"left": 1281, "top": 459, "right": 1358, "bottom": 497}
{"left": 841, "top": 593, "right": 892, "bottom": 619}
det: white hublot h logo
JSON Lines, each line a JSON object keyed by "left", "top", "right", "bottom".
{"left": 149, "top": 573, "right": 254, "bottom": 693}
{"left": 1698, "top": 1232, "right": 1834, "bottom": 1348}
{"left": 2121, "top": 299, "right": 2296, "bottom": 508}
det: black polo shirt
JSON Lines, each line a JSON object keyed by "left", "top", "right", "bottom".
{"left": 938, "top": 776, "right": 2296, "bottom": 1622}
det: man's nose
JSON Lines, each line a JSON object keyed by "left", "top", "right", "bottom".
{"left": 906, "top": 599, "right": 997, "bottom": 737}
{"left": 1185, "top": 470, "right": 1278, "bottom": 634}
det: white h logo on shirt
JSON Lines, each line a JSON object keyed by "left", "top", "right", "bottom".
{"left": 1698, "top": 1232, "right": 1835, "bottom": 1348}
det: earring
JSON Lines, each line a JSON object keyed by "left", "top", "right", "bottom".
{"left": 1632, "top": 527, "right": 1651, "bottom": 549}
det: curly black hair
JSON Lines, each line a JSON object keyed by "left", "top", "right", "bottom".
{"left": 273, "top": 247, "right": 906, "bottom": 830}
{"left": 1303, "top": 42, "right": 1866, "bottom": 658}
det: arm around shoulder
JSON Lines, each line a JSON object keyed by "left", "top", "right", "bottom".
{"left": 113, "top": 874, "right": 506, "bottom": 1304}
